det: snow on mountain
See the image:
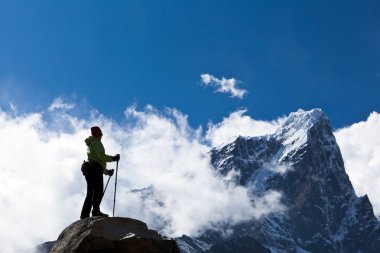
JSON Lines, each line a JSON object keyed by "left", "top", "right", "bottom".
{"left": 177, "top": 109, "right": 380, "bottom": 253}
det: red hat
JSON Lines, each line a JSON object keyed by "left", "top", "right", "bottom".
{"left": 91, "top": 126, "right": 103, "bottom": 138}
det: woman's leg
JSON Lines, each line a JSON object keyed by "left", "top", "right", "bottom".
{"left": 80, "top": 170, "right": 94, "bottom": 219}
{"left": 92, "top": 163, "right": 105, "bottom": 215}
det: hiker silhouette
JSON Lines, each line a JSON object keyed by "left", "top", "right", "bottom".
{"left": 80, "top": 126, "right": 120, "bottom": 219}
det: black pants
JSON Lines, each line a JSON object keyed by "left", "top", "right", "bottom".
{"left": 80, "top": 162, "right": 103, "bottom": 218}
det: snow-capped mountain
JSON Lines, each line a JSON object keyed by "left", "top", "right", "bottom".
{"left": 177, "top": 109, "right": 380, "bottom": 253}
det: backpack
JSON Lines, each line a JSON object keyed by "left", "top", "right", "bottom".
{"left": 81, "top": 161, "right": 90, "bottom": 175}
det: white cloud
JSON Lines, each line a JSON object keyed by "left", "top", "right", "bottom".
{"left": 0, "top": 110, "right": 88, "bottom": 253}
{"left": 48, "top": 97, "right": 75, "bottom": 111}
{"left": 3, "top": 99, "right": 379, "bottom": 253}
{"left": 115, "top": 106, "right": 283, "bottom": 236}
{"left": 206, "top": 109, "right": 285, "bottom": 147}
{"left": 334, "top": 112, "right": 380, "bottom": 216}
{"left": 2, "top": 99, "right": 379, "bottom": 252}
{"left": 200, "top": 74, "right": 248, "bottom": 99}
{"left": 0, "top": 105, "right": 283, "bottom": 253}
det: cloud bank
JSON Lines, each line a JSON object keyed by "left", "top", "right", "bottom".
{"left": 115, "top": 106, "right": 284, "bottom": 236}
{"left": 335, "top": 112, "right": 380, "bottom": 217}
{"left": 201, "top": 74, "right": 248, "bottom": 99}
{"left": 1, "top": 98, "right": 378, "bottom": 253}
{"left": 0, "top": 102, "right": 283, "bottom": 253}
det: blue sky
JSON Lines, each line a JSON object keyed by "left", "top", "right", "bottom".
{"left": 0, "top": 0, "right": 379, "bottom": 128}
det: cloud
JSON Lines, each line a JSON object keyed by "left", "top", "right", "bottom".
{"left": 200, "top": 74, "right": 248, "bottom": 99}
{"left": 48, "top": 97, "right": 75, "bottom": 111}
{"left": 0, "top": 104, "right": 283, "bottom": 253}
{"left": 206, "top": 109, "right": 285, "bottom": 147}
{"left": 334, "top": 112, "right": 380, "bottom": 216}
{"left": 115, "top": 106, "right": 283, "bottom": 236}
{"left": 0, "top": 111, "right": 88, "bottom": 253}
{"left": 2, "top": 98, "right": 379, "bottom": 252}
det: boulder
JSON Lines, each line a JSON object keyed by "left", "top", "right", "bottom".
{"left": 50, "top": 217, "right": 180, "bottom": 253}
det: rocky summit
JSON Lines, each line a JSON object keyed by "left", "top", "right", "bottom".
{"left": 177, "top": 109, "right": 380, "bottom": 253}
{"left": 48, "top": 217, "right": 180, "bottom": 253}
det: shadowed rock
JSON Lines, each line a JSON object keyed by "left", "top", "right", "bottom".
{"left": 49, "top": 217, "right": 180, "bottom": 253}
{"left": 204, "top": 236, "right": 271, "bottom": 253}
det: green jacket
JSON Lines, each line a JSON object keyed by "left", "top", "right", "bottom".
{"left": 85, "top": 136, "right": 113, "bottom": 175}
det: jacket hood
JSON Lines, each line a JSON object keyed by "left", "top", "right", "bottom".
{"left": 85, "top": 136, "right": 100, "bottom": 146}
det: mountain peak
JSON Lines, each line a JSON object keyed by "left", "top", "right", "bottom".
{"left": 194, "top": 109, "right": 380, "bottom": 253}
{"left": 279, "top": 108, "right": 327, "bottom": 133}
{"left": 274, "top": 108, "right": 330, "bottom": 149}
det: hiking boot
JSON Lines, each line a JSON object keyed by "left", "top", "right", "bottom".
{"left": 92, "top": 210, "right": 109, "bottom": 217}
{"left": 80, "top": 215, "right": 90, "bottom": 219}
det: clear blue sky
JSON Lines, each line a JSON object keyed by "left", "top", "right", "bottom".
{"left": 0, "top": 0, "right": 379, "bottom": 128}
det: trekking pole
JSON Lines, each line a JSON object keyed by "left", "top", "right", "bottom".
{"left": 113, "top": 161, "right": 119, "bottom": 217}
{"left": 103, "top": 175, "right": 111, "bottom": 197}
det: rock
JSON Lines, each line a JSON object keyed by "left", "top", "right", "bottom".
{"left": 49, "top": 217, "right": 180, "bottom": 253}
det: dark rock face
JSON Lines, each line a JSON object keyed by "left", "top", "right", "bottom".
{"left": 204, "top": 236, "right": 271, "bottom": 253}
{"left": 178, "top": 109, "right": 380, "bottom": 253}
{"left": 50, "top": 217, "right": 180, "bottom": 253}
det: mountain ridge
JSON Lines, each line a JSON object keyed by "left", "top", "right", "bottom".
{"left": 178, "top": 108, "right": 380, "bottom": 253}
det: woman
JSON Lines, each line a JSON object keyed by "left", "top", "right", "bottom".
{"left": 80, "top": 126, "right": 120, "bottom": 219}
